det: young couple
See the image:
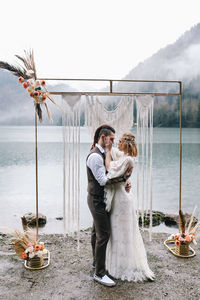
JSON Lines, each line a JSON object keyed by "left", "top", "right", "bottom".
{"left": 86, "top": 124, "right": 154, "bottom": 287}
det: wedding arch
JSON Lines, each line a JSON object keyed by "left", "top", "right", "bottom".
{"left": 37, "top": 77, "right": 183, "bottom": 240}
{"left": 0, "top": 50, "right": 190, "bottom": 266}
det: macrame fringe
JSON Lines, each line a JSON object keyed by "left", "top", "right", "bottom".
{"left": 85, "top": 95, "right": 134, "bottom": 138}
{"left": 136, "top": 95, "right": 154, "bottom": 241}
{"left": 62, "top": 95, "right": 81, "bottom": 250}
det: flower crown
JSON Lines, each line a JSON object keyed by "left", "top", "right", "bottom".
{"left": 121, "top": 135, "right": 136, "bottom": 144}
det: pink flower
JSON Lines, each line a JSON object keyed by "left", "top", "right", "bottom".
{"left": 26, "top": 81, "right": 30, "bottom": 87}
{"left": 175, "top": 240, "right": 180, "bottom": 246}
{"left": 33, "top": 91, "right": 39, "bottom": 97}
{"left": 30, "top": 92, "right": 34, "bottom": 97}
{"left": 28, "top": 242, "right": 33, "bottom": 247}
{"left": 35, "top": 80, "right": 41, "bottom": 87}
{"left": 179, "top": 237, "right": 184, "bottom": 242}
{"left": 28, "top": 246, "right": 33, "bottom": 253}
{"left": 18, "top": 77, "right": 24, "bottom": 84}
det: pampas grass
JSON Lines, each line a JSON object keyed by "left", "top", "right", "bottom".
{"left": 187, "top": 205, "right": 197, "bottom": 233}
{"left": 0, "top": 49, "right": 36, "bottom": 80}
{"left": 0, "top": 218, "right": 37, "bottom": 259}
{"left": 179, "top": 210, "right": 186, "bottom": 236}
{"left": 0, "top": 48, "right": 60, "bottom": 122}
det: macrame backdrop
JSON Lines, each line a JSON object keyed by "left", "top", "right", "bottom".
{"left": 85, "top": 95, "right": 134, "bottom": 138}
{"left": 62, "top": 95, "right": 81, "bottom": 246}
{"left": 61, "top": 94, "right": 154, "bottom": 242}
{"left": 136, "top": 95, "right": 154, "bottom": 240}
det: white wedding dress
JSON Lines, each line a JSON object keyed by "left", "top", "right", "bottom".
{"left": 105, "top": 148, "right": 154, "bottom": 282}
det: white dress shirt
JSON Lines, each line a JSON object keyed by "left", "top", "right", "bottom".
{"left": 87, "top": 144, "right": 107, "bottom": 186}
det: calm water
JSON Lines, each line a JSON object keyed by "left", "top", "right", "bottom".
{"left": 0, "top": 126, "right": 199, "bottom": 234}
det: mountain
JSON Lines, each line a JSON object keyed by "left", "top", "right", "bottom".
{"left": 114, "top": 23, "right": 200, "bottom": 127}
{"left": 1, "top": 23, "right": 200, "bottom": 126}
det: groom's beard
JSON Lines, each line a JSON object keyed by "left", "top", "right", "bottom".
{"left": 103, "top": 139, "right": 112, "bottom": 150}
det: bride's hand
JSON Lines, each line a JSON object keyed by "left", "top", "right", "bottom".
{"left": 104, "top": 137, "right": 112, "bottom": 151}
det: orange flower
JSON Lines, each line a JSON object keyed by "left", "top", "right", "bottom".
{"left": 39, "top": 244, "right": 44, "bottom": 250}
{"left": 22, "top": 252, "right": 28, "bottom": 260}
{"left": 41, "top": 80, "right": 46, "bottom": 86}
{"left": 34, "top": 244, "right": 40, "bottom": 251}
{"left": 42, "top": 94, "right": 47, "bottom": 101}
{"left": 30, "top": 92, "right": 34, "bottom": 97}
{"left": 18, "top": 77, "right": 24, "bottom": 84}
{"left": 22, "top": 82, "right": 28, "bottom": 89}
{"left": 27, "top": 88, "right": 32, "bottom": 93}
{"left": 174, "top": 234, "right": 179, "bottom": 240}
{"left": 186, "top": 235, "right": 192, "bottom": 242}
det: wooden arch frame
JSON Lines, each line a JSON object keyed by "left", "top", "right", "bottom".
{"left": 34, "top": 78, "right": 183, "bottom": 237}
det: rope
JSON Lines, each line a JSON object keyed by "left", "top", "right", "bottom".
{"left": 136, "top": 95, "right": 154, "bottom": 240}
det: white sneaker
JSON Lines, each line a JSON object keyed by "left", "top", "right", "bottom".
{"left": 93, "top": 274, "right": 116, "bottom": 287}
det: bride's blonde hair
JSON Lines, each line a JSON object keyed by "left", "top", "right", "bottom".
{"left": 121, "top": 132, "right": 138, "bottom": 157}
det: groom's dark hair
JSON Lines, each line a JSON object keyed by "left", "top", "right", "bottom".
{"left": 90, "top": 124, "right": 115, "bottom": 150}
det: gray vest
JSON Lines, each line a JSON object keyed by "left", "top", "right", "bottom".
{"left": 86, "top": 146, "right": 105, "bottom": 197}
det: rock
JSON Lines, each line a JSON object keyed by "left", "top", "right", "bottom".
{"left": 138, "top": 211, "right": 198, "bottom": 228}
{"left": 56, "top": 217, "right": 63, "bottom": 221}
{"left": 164, "top": 213, "right": 198, "bottom": 228}
{"left": 164, "top": 214, "right": 178, "bottom": 227}
{"left": 138, "top": 211, "right": 165, "bottom": 227}
{"left": 23, "top": 212, "right": 47, "bottom": 227}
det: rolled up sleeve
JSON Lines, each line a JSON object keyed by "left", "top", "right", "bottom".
{"left": 87, "top": 153, "right": 107, "bottom": 186}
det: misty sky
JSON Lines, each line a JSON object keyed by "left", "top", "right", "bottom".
{"left": 0, "top": 0, "right": 199, "bottom": 87}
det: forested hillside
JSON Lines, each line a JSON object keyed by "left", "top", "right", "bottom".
{"left": 0, "top": 23, "right": 200, "bottom": 126}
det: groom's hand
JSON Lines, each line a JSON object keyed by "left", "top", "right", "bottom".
{"left": 125, "top": 180, "right": 131, "bottom": 193}
{"left": 124, "top": 167, "right": 133, "bottom": 180}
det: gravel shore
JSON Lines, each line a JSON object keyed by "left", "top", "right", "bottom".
{"left": 0, "top": 230, "right": 200, "bottom": 300}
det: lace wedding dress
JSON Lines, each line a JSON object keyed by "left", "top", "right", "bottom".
{"left": 105, "top": 148, "right": 155, "bottom": 282}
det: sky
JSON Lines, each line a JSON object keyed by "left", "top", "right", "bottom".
{"left": 0, "top": 0, "right": 200, "bottom": 87}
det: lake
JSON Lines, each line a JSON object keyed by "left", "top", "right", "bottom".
{"left": 0, "top": 126, "right": 199, "bottom": 234}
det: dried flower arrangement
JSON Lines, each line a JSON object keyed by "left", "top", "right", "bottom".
{"left": 168, "top": 207, "right": 199, "bottom": 256}
{"left": 0, "top": 49, "right": 59, "bottom": 122}
{"left": 10, "top": 217, "right": 46, "bottom": 267}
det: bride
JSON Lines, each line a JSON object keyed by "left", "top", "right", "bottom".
{"left": 105, "top": 132, "right": 155, "bottom": 282}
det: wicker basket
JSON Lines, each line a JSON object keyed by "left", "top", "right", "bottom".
{"left": 175, "top": 242, "right": 189, "bottom": 256}
{"left": 30, "top": 256, "right": 44, "bottom": 268}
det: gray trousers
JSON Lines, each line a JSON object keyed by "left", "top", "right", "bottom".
{"left": 87, "top": 193, "right": 111, "bottom": 277}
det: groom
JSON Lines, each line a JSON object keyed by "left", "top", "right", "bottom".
{"left": 86, "top": 124, "right": 131, "bottom": 287}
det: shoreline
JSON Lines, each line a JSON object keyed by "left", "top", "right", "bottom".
{"left": 0, "top": 230, "right": 200, "bottom": 300}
